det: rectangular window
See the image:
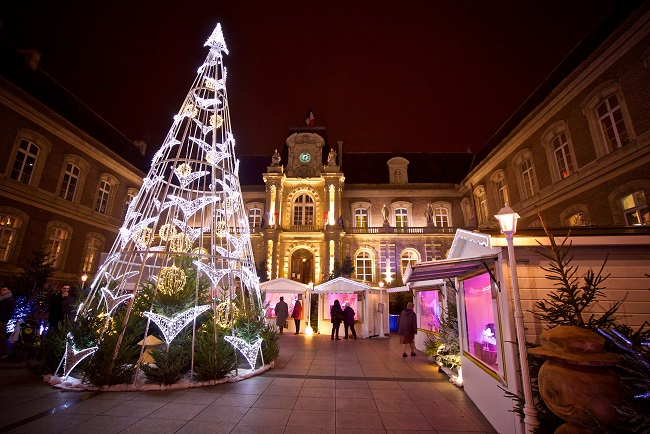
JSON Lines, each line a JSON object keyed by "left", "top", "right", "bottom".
{"left": 59, "top": 163, "right": 80, "bottom": 201}
{"left": 10, "top": 140, "right": 39, "bottom": 184}
{"left": 395, "top": 208, "right": 408, "bottom": 228}
{"left": 355, "top": 252, "right": 372, "bottom": 281}
{"left": 434, "top": 208, "right": 449, "bottom": 227}
{"left": 475, "top": 192, "right": 488, "bottom": 225}
{"left": 248, "top": 208, "right": 262, "bottom": 227}
{"left": 494, "top": 177, "right": 509, "bottom": 208}
{"left": 521, "top": 159, "right": 536, "bottom": 198}
{"left": 354, "top": 208, "right": 368, "bottom": 228}
{"left": 462, "top": 272, "right": 500, "bottom": 373}
{"left": 553, "top": 133, "right": 573, "bottom": 179}
{"left": 95, "top": 181, "right": 111, "bottom": 214}
{"left": 418, "top": 290, "right": 441, "bottom": 332}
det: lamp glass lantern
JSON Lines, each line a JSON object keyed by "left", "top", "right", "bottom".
{"left": 495, "top": 205, "right": 520, "bottom": 235}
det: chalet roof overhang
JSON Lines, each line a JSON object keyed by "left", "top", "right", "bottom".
{"left": 404, "top": 254, "right": 498, "bottom": 285}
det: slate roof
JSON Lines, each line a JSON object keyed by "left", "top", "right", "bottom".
{"left": 0, "top": 39, "right": 149, "bottom": 173}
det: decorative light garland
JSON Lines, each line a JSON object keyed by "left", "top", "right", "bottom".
{"left": 224, "top": 336, "right": 263, "bottom": 369}
{"left": 157, "top": 265, "right": 187, "bottom": 295}
{"left": 143, "top": 305, "right": 211, "bottom": 345}
{"left": 158, "top": 223, "right": 177, "bottom": 241}
{"left": 100, "top": 288, "right": 134, "bottom": 315}
{"left": 63, "top": 333, "right": 98, "bottom": 378}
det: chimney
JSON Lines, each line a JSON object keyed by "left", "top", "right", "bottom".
{"left": 337, "top": 140, "right": 343, "bottom": 167}
{"left": 18, "top": 50, "right": 41, "bottom": 70}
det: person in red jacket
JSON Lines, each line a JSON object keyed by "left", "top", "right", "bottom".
{"left": 398, "top": 302, "right": 418, "bottom": 357}
{"left": 292, "top": 299, "right": 302, "bottom": 334}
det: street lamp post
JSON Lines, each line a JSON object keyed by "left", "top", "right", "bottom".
{"left": 305, "top": 282, "right": 314, "bottom": 336}
{"left": 81, "top": 273, "right": 88, "bottom": 293}
{"left": 377, "top": 282, "right": 387, "bottom": 338}
{"left": 495, "top": 205, "right": 539, "bottom": 433}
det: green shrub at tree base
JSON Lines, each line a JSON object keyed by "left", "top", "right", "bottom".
{"left": 259, "top": 323, "right": 280, "bottom": 363}
{"left": 193, "top": 330, "right": 237, "bottom": 382}
{"left": 141, "top": 333, "right": 191, "bottom": 385}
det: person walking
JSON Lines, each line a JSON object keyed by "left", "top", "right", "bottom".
{"left": 292, "top": 299, "right": 302, "bottom": 334}
{"left": 330, "top": 300, "right": 343, "bottom": 340}
{"left": 343, "top": 301, "right": 357, "bottom": 340}
{"left": 0, "top": 286, "right": 16, "bottom": 359}
{"left": 398, "top": 301, "right": 418, "bottom": 357}
{"left": 274, "top": 296, "right": 289, "bottom": 335}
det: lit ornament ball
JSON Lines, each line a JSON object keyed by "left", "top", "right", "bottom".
{"left": 158, "top": 223, "right": 177, "bottom": 242}
{"left": 134, "top": 227, "right": 153, "bottom": 248}
{"left": 183, "top": 103, "right": 198, "bottom": 118}
{"left": 175, "top": 163, "right": 192, "bottom": 178}
{"left": 210, "top": 114, "right": 223, "bottom": 128}
{"left": 157, "top": 265, "right": 187, "bottom": 295}
{"left": 169, "top": 233, "right": 193, "bottom": 253}
{"left": 215, "top": 301, "right": 239, "bottom": 327}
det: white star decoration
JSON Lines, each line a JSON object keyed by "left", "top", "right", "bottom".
{"left": 225, "top": 336, "right": 263, "bottom": 369}
{"left": 204, "top": 23, "right": 229, "bottom": 54}
{"left": 63, "top": 333, "right": 98, "bottom": 378}
{"left": 143, "top": 305, "right": 211, "bottom": 345}
{"left": 100, "top": 288, "right": 133, "bottom": 315}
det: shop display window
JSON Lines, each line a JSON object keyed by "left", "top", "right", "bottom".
{"left": 265, "top": 292, "right": 300, "bottom": 318}
{"left": 418, "top": 290, "right": 441, "bottom": 332}
{"left": 324, "top": 293, "right": 359, "bottom": 321}
{"left": 462, "top": 272, "right": 500, "bottom": 371}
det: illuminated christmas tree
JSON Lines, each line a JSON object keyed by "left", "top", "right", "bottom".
{"left": 57, "top": 24, "right": 267, "bottom": 386}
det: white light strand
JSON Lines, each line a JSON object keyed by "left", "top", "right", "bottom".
{"left": 224, "top": 336, "right": 263, "bottom": 369}
{"left": 204, "top": 23, "right": 229, "bottom": 54}
{"left": 100, "top": 288, "right": 134, "bottom": 315}
{"left": 161, "top": 195, "right": 220, "bottom": 219}
{"left": 193, "top": 261, "right": 230, "bottom": 287}
{"left": 143, "top": 305, "right": 211, "bottom": 345}
{"left": 172, "top": 219, "right": 211, "bottom": 242}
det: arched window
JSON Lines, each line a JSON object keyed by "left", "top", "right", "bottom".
{"left": 490, "top": 171, "right": 509, "bottom": 209}
{"left": 429, "top": 202, "right": 452, "bottom": 227}
{"left": 10, "top": 140, "right": 39, "bottom": 185}
{"left": 95, "top": 174, "right": 119, "bottom": 215}
{"left": 400, "top": 249, "right": 420, "bottom": 275}
{"left": 355, "top": 250, "right": 373, "bottom": 282}
{"left": 59, "top": 163, "right": 80, "bottom": 201}
{"left": 292, "top": 194, "right": 315, "bottom": 226}
{"left": 460, "top": 198, "right": 472, "bottom": 227}
{"left": 621, "top": 191, "right": 649, "bottom": 226}
{"left": 248, "top": 207, "right": 263, "bottom": 228}
{"left": 512, "top": 150, "right": 538, "bottom": 200}
{"left": 82, "top": 235, "right": 104, "bottom": 273}
{"left": 0, "top": 214, "right": 20, "bottom": 262}
{"left": 560, "top": 205, "right": 590, "bottom": 227}
{"left": 542, "top": 122, "right": 578, "bottom": 183}
{"left": 47, "top": 226, "right": 69, "bottom": 268}
{"left": 474, "top": 186, "right": 488, "bottom": 226}
{"left": 387, "top": 157, "right": 409, "bottom": 184}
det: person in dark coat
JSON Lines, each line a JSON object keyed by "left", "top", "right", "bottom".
{"left": 48, "top": 284, "right": 67, "bottom": 333}
{"left": 398, "top": 301, "right": 418, "bottom": 357}
{"left": 330, "top": 300, "right": 343, "bottom": 340}
{"left": 60, "top": 287, "right": 78, "bottom": 324}
{"left": 343, "top": 302, "right": 357, "bottom": 340}
{"left": 0, "top": 286, "right": 16, "bottom": 358}
{"left": 292, "top": 300, "right": 302, "bottom": 334}
{"left": 274, "top": 296, "right": 289, "bottom": 335}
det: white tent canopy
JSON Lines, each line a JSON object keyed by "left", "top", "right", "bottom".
{"left": 313, "top": 277, "right": 370, "bottom": 293}
{"left": 260, "top": 278, "right": 310, "bottom": 293}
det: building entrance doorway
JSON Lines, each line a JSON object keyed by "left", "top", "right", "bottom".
{"left": 290, "top": 248, "right": 313, "bottom": 284}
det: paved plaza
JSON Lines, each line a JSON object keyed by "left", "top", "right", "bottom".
{"left": 0, "top": 333, "right": 496, "bottom": 433}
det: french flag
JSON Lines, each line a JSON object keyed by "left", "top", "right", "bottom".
{"left": 305, "top": 107, "right": 315, "bottom": 127}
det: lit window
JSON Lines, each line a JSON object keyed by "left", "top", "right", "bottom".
{"left": 400, "top": 249, "right": 420, "bottom": 275}
{"left": 48, "top": 227, "right": 68, "bottom": 268}
{"left": 59, "top": 163, "right": 80, "bottom": 201}
{"left": 10, "top": 140, "right": 39, "bottom": 184}
{"left": 597, "top": 95, "right": 629, "bottom": 153}
{"left": 434, "top": 207, "right": 450, "bottom": 227}
{"left": 568, "top": 212, "right": 587, "bottom": 227}
{"left": 0, "top": 215, "right": 19, "bottom": 262}
{"left": 394, "top": 169, "right": 403, "bottom": 184}
{"left": 521, "top": 159, "right": 536, "bottom": 198}
{"left": 474, "top": 186, "right": 488, "bottom": 226}
{"left": 552, "top": 132, "right": 574, "bottom": 179}
{"left": 395, "top": 208, "right": 408, "bottom": 228}
{"left": 95, "top": 180, "right": 112, "bottom": 214}
{"left": 248, "top": 207, "right": 262, "bottom": 227}
{"left": 82, "top": 237, "right": 101, "bottom": 272}
{"left": 292, "top": 194, "right": 314, "bottom": 226}
{"left": 622, "top": 191, "right": 649, "bottom": 226}
{"left": 354, "top": 208, "right": 368, "bottom": 228}
{"left": 355, "top": 250, "right": 373, "bottom": 281}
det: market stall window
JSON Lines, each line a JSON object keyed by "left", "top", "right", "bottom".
{"left": 462, "top": 272, "right": 500, "bottom": 371}
{"left": 324, "top": 293, "right": 360, "bottom": 321}
{"left": 265, "top": 292, "right": 300, "bottom": 318}
{"left": 417, "top": 290, "right": 441, "bottom": 332}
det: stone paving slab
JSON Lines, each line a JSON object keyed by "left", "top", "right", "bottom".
{"left": 0, "top": 334, "right": 496, "bottom": 433}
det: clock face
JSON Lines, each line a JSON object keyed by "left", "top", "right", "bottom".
{"left": 299, "top": 152, "right": 311, "bottom": 163}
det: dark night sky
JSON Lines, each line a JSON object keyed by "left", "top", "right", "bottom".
{"left": 1, "top": 1, "right": 619, "bottom": 158}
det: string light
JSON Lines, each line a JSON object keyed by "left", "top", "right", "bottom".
{"left": 215, "top": 301, "right": 239, "bottom": 327}
{"left": 169, "top": 233, "right": 193, "bottom": 253}
{"left": 224, "top": 336, "right": 263, "bottom": 369}
{"left": 63, "top": 333, "right": 98, "bottom": 378}
{"left": 100, "top": 288, "right": 133, "bottom": 315}
{"left": 158, "top": 223, "right": 177, "bottom": 241}
{"left": 143, "top": 305, "right": 211, "bottom": 345}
